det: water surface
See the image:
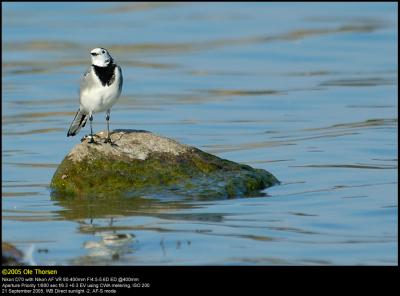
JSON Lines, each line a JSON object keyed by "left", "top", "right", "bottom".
{"left": 2, "top": 2, "right": 398, "bottom": 265}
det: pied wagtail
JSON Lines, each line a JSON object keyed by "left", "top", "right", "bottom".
{"left": 67, "top": 47, "right": 123, "bottom": 144}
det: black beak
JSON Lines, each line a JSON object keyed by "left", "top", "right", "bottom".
{"left": 91, "top": 52, "right": 98, "bottom": 56}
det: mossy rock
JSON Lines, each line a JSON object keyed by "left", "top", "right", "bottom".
{"left": 2, "top": 242, "right": 24, "bottom": 266}
{"left": 50, "top": 130, "right": 279, "bottom": 200}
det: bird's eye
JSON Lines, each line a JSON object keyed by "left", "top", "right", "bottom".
{"left": 102, "top": 50, "right": 105, "bottom": 54}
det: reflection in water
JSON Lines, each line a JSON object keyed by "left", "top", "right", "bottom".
{"left": 3, "top": 111, "right": 76, "bottom": 124}
{"left": 304, "top": 118, "right": 397, "bottom": 131}
{"left": 52, "top": 194, "right": 185, "bottom": 220}
{"left": 3, "top": 162, "right": 59, "bottom": 168}
{"left": 74, "top": 218, "right": 135, "bottom": 265}
{"left": 95, "top": 2, "right": 179, "bottom": 14}
{"left": 204, "top": 89, "right": 284, "bottom": 96}
{"left": 2, "top": 2, "right": 397, "bottom": 265}
{"left": 3, "top": 17, "right": 388, "bottom": 57}
{"left": 3, "top": 128, "right": 65, "bottom": 136}
{"left": 3, "top": 192, "right": 41, "bottom": 197}
{"left": 319, "top": 77, "right": 396, "bottom": 87}
{"left": 291, "top": 163, "right": 397, "bottom": 169}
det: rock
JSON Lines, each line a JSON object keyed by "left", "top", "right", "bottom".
{"left": 50, "top": 130, "right": 279, "bottom": 199}
{"left": 2, "top": 242, "right": 24, "bottom": 266}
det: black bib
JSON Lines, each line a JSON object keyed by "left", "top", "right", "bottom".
{"left": 93, "top": 63, "right": 116, "bottom": 86}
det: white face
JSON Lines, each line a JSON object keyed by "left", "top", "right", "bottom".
{"left": 90, "top": 48, "right": 113, "bottom": 67}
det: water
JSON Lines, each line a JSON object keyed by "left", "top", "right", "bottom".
{"left": 2, "top": 2, "right": 397, "bottom": 265}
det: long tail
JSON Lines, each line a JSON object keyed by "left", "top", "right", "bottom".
{"left": 67, "top": 109, "right": 88, "bottom": 137}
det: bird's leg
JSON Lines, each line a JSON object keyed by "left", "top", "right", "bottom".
{"left": 88, "top": 113, "right": 95, "bottom": 143}
{"left": 104, "top": 110, "right": 112, "bottom": 143}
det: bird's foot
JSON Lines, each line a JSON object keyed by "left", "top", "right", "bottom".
{"left": 81, "top": 135, "right": 100, "bottom": 145}
{"left": 104, "top": 137, "right": 118, "bottom": 146}
{"left": 89, "top": 140, "right": 101, "bottom": 145}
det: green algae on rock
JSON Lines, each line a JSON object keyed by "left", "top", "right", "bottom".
{"left": 50, "top": 130, "right": 279, "bottom": 199}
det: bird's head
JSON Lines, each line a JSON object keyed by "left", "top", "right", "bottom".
{"left": 90, "top": 48, "right": 113, "bottom": 67}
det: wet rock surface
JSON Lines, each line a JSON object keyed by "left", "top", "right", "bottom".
{"left": 50, "top": 130, "right": 279, "bottom": 199}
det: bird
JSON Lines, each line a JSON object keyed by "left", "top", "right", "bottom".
{"left": 67, "top": 47, "right": 123, "bottom": 144}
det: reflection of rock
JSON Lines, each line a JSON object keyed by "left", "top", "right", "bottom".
{"left": 53, "top": 187, "right": 197, "bottom": 220}
{"left": 53, "top": 194, "right": 158, "bottom": 220}
{"left": 2, "top": 242, "right": 24, "bottom": 265}
{"left": 50, "top": 130, "right": 279, "bottom": 199}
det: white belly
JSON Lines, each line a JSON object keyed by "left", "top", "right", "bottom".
{"left": 80, "top": 83, "right": 120, "bottom": 114}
